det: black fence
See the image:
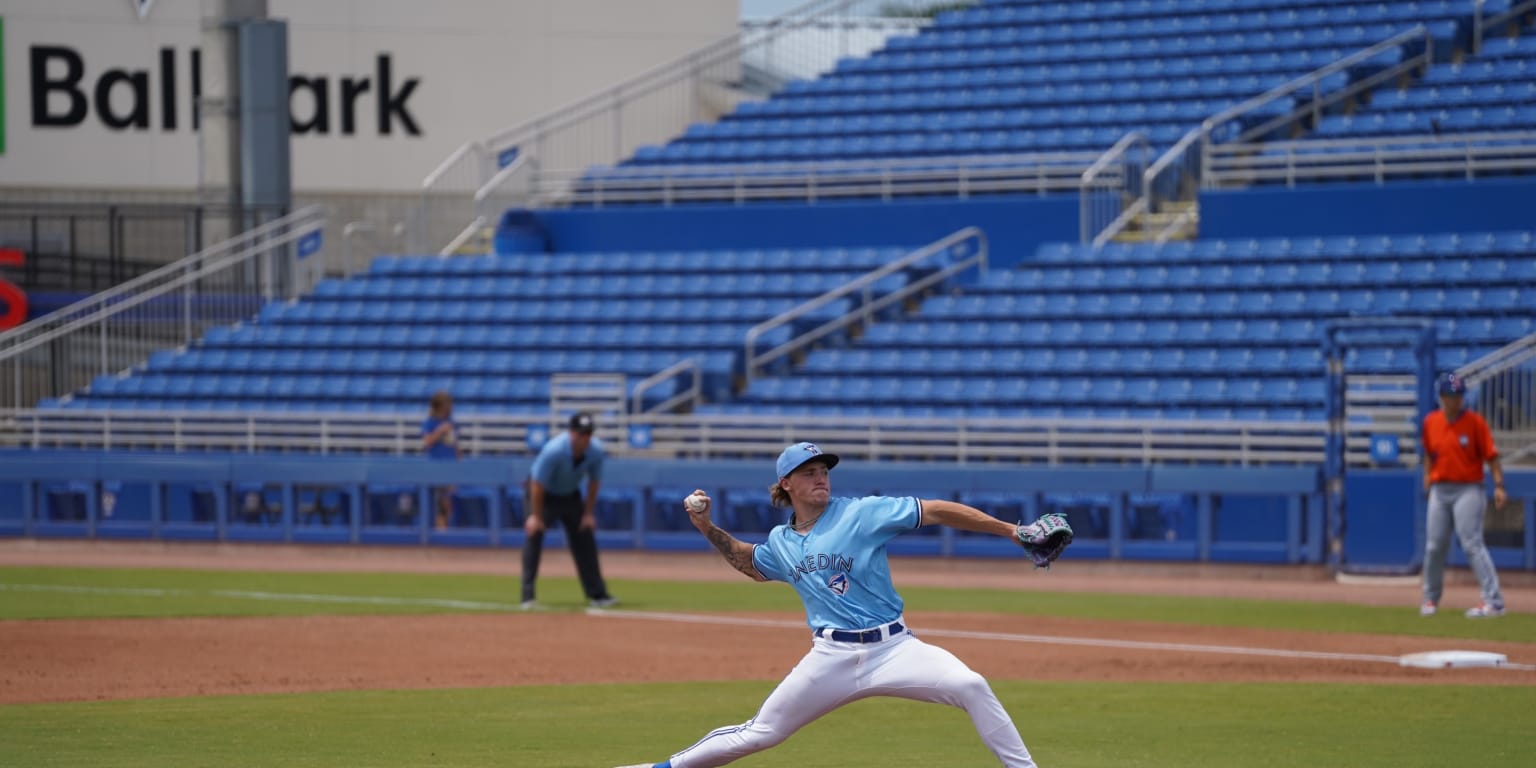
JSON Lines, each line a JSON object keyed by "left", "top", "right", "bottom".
{"left": 0, "top": 203, "right": 288, "bottom": 293}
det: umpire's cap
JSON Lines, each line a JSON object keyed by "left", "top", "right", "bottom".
{"left": 776, "top": 442, "right": 839, "bottom": 479}
{"left": 1437, "top": 372, "right": 1467, "bottom": 396}
{"left": 568, "top": 411, "right": 596, "bottom": 434}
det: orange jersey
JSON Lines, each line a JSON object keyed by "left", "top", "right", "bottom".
{"left": 1421, "top": 409, "right": 1499, "bottom": 484}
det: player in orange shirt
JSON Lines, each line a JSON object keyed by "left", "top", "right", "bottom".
{"left": 1419, "top": 372, "right": 1506, "bottom": 618}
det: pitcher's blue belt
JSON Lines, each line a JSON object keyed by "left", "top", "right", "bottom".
{"left": 815, "top": 621, "right": 905, "bottom": 643}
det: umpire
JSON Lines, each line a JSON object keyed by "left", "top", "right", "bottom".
{"left": 521, "top": 411, "right": 618, "bottom": 610}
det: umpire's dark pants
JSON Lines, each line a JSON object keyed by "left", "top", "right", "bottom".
{"left": 520, "top": 490, "right": 610, "bottom": 603}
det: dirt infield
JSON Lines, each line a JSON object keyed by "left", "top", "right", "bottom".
{"left": 2, "top": 540, "right": 1533, "bottom": 704}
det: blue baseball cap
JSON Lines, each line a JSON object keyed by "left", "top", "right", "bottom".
{"left": 776, "top": 442, "right": 839, "bottom": 479}
{"left": 1438, "top": 372, "right": 1467, "bottom": 396}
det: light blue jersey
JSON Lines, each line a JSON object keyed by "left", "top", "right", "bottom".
{"left": 530, "top": 432, "right": 605, "bottom": 494}
{"left": 751, "top": 495, "right": 922, "bottom": 631}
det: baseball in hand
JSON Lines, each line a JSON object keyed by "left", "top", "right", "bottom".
{"left": 685, "top": 494, "right": 708, "bottom": 513}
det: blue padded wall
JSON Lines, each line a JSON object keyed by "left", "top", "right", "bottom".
{"left": 1341, "top": 469, "right": 1422, "bottom": 571}
{"left": 1199, "top": 177, "right": 1536, "bottom": 239}
{"left": 534, "top": 197, "right": 1078, "bottom": 270}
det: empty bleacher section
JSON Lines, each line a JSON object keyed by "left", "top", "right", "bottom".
{"left": 729, "top": 230, "right": 1536, "bottom": 421}
{"left": 59, "top": 246, "right": 914, "bottom": 414}
{"left": 649, "top": 2, "right": 1465, "bottom": 160}
{"left": 564, "top": 0, "right": 1489, "bottom": 208}
{"left": 1336, "top": 35, "right": 1536, "bottom": 136}
{"left": 1203, "top": 1, "right": 1536, "bottom": 186}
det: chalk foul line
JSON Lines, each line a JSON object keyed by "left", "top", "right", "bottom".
{"left": 3, "top": 583, "right": 1530, "bottom": 672}
{"left": 591, "top": 608, "right": 1536, "bottom": 671}
{"left": 0, "top": 582, "right": 519, "bottom": 612}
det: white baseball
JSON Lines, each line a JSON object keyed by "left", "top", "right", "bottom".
{"left": 685, "top": 494, "right": 708, "bottom": 513}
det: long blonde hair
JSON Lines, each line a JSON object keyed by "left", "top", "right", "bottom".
{"left": 768, "top": 481, "right": 791, "bottom": 508}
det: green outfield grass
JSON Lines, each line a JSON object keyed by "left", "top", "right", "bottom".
{"left": 1, "top": 565, "right": 1533, "bottom": 642}
{"left": 2, "top": 565, "right": 1534, "bottom": 767}
{"left": 4, "top": 681, "right": 1533, "bottom": 768}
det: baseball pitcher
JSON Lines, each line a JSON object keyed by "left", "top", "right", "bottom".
{"left": 615, "top": 442, "right": 1069, "bottom": 768}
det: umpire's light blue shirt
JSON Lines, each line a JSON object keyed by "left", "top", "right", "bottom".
{"left": 530, "top": 432, "right": 606, "bottom": 495}
{"left": 752, "top": 495, "right": 921, "bottom": 631}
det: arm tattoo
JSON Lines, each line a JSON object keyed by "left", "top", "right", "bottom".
{"left": 706, "top": 524, "right": 764, "bottom": 581}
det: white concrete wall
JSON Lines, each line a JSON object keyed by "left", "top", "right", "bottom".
{"left": 0, "top": 0, "right": 736, "bottom": 193}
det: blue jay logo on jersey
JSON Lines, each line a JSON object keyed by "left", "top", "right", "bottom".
{"left": 827, "top": 573, "right": 849, "bottom": 595}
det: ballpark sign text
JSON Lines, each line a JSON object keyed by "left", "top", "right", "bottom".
{"left": 28, "top": 44, "right": 423, "bottom": 138}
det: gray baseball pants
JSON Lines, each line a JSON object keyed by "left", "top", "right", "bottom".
{"left": 1422, "top": 482, "right": 1504, "bottom": 608}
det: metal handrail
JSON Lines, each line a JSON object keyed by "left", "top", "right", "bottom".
{"left": 1, "top": 207, "right": 312, "bottom": 344}
{"left": 473, "top": 152, "right": 532, "bottom": 211}
{"left": 1456, "top": 328, "right": 1536, "bottom": 463}
{"left": 4, "top": 216, "right": 322, "bottom": 361}
{"left": 743, "top": 227, "right": 986, "bottom": 383}
{"left": 1079, "top": 131, "right": 1149, "bottom": 246}
{"left": 1205, "top": 131, "right": 1536, "bottom": 187}
{"left": 0, "top": 203, "right": 291, "bottom": 296}
{"left": 1212, "top": 130, "right": 1536, "bottom": 152}
{"left": 1142, "top": 25, "right": 1431, "bottom": 211}
{"left": 0, "top": 406, "right": 1414, "bottom": 468}
{"left": 579, "top": 152, "right": 1098, "bottom": 178}
{"left": 420, "top": 142, "right": 482, "bottom": 192}
{"left": 1458, "top": 331, "right": 1536, "bottom": 382}
{"left": 438, "top": 217, "right": 487, "bottom": 257}
{"left": 539, "top": 150, "right": 1103, "bottom": 207}
{"left": 1206, "top": 26, "right": 1430, "bottom": 144}
{"left": 1152, "top": 207, "right": 1199, "bottom": 245}
{"left": 631, "top": 358, "right": 702, "bottom": 415}
{"left": 1143, "top": 127, "right": 1202, "bottom": 202}
{"left": 2, "top": 208, "right": 328, "bottom": 410}
{"left": 0, "top": 207, "right": 324, "bottom": 357}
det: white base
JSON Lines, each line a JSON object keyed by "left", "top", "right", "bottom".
{"left": 1399, "top": 650, "right": 1508, "bottom": 669}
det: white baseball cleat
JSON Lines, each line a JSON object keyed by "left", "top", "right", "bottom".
{"left": 1419, "top": 601, "right": 1437, "bottom": 617}
{"left": 589, "top": 596, "right": 620, "bottom": 609}
{"left": 519, "top": 599, "right": 542, "bottom": 611}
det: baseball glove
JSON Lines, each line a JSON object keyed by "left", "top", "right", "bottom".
{"left": 1015, "top": 513, "right": 1073, "bottom": 569}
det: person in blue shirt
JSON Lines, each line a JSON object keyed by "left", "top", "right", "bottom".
{"left": 419, "top": 390, "right": 461, "bottom": 530}
{"left": 521, "top": 412, "right": 618, "bottom": 609}
{"left": 615, "top": 442, "right": 1039, "bottom": 768}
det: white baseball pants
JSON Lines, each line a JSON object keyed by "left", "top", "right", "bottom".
{"left": 668, "top": 624, "right": 1037, "bottom": 768}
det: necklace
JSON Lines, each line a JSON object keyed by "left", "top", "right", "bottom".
{"left": 791, "top": 515, "right": 819, "bottom": 532}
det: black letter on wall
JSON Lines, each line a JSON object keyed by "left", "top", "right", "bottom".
{"left": 30, "top": 46, "right": 89, "bottom": 127}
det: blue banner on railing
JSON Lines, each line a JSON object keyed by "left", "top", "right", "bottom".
{"left": 297, "top": 230, "right": 323, "bottom": 260}
{"left": 498, "top": 146, "right": 521, "bottom": 169}
{"left": 525, "top": 424, "right": 549, "bottom": 450}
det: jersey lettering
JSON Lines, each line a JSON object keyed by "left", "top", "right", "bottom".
{"left": 791, "top": 552, "right": 854, "bottom": 583}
